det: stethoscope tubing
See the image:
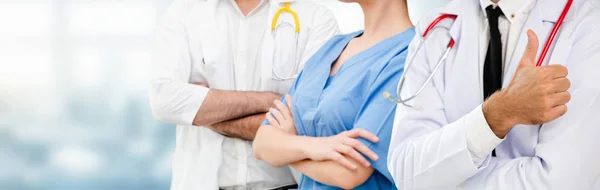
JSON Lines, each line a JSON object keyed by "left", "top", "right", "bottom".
{"left": 386, "top": 0, "right": 573, "bottom": 106}
{"left": 271, "top": 2, "right": 301, "bottom": 81}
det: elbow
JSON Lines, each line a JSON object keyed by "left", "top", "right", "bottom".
{"left": 336, "top": 179, "right": 366, "bottom": 190}
{"left": 149, "top": 95, "right": 172, "bottom": 123}
{"left": 148, "top": 80, "right": 184, "bottom": 124}
{"left": 332, "top": 168, "right": 372, "bottom": 189}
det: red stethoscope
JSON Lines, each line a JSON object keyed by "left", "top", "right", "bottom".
{"left": 384, "top": 0, "right": 574, "bottom": 107}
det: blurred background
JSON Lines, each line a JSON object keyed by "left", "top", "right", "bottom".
{"left": 0, "top": 0, "right": 448, "bottom": 189}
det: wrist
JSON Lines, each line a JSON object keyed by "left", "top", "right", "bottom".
{"left": 298, "top": 136, "right": 319, "bottom": 159}
{"left": 482, "top": 92, "right": 516, "bottom": 138}
{"left": 262, "top": 92, "right": 281, "bottom": 111}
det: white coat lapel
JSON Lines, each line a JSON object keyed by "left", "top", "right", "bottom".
{"left": 439, "top": 0, "right": 486, "bottom": 117}
{"left": 543, "top": 0, "right": 577, "bottom": 67}
{"left": 503, "top": 0, "right": 576, "bottom": 85}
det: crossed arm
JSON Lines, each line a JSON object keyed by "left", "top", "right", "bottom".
{"left": 253, "top": 126, "right": 375, "bottom": 189}
{"left": 252, "top": 97, "right": 379, "bottom": 189}
{"left": 196, "top": 89, "right": 281, "bottom": 140}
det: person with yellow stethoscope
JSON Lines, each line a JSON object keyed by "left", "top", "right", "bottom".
{"left": 149, "top": 0, "right": 339, "bottom": 189}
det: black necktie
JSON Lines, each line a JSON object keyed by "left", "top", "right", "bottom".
{"left": 484, "top": 5, "right": 504, "bottom": 157}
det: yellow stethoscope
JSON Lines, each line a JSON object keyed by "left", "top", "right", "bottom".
{"left": 271, "top": 2, "right": 301, "bottom": 81}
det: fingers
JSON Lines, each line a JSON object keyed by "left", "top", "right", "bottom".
{"left": 329, "top": 152, "right": 357, "bottom": 170}
{"left": 334, "top": 144, "right": 370, "bottom": 167}
{"left": 550, "top": 77, "right": 571, "bottom": 93}
{"left": 269, "top": 108, "right": 285, "bottom": 122}
{"left": 550, "top": 91, "right": 571, "bottom": 107}
{"left": 544, "top": 64, "right": 568, "bottom": 79}
{"left": 545, "top": 104, "right": 568, "bottom": 122}
{"left": 344, "top": 129, "right": 379, "bottom": 143}
{"left": 343, "top": 138, "right": 379, "bottom": 161}
{"left": 265, "top": 112, "right": 279, "bottom": 127}
{"left": 520, "top": 30, "right": 540, "bottom": 66}
{"left": 274, "top": 100, "right": 291, "bottom": 119}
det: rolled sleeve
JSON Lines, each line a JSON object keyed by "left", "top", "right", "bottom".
{"left": 465, "top": 104, "right": 504, "bottom": 167}
{"left": 149, "top": 1, "right": 208, "bottom": 126}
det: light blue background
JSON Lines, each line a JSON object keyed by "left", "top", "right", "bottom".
{"left": 0, "top": 0, "right": 447, "bottom": 189}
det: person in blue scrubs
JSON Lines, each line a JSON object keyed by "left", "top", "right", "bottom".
{"left": 253, "top": 0, "right": 414, "bottom": 189}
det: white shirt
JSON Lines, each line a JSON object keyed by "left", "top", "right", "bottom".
{"left": 149, "top": 0, "right": 339, "bottom": 189}
{"left": 466, "top": 0, "right": 535, "bottom": 166}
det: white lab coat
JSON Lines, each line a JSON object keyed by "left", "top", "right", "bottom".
{"left": 150, "top": 0, "right": 339, "bottom": 189}
{"left": 388, "top": 0, "right": 600, "bottom": 189}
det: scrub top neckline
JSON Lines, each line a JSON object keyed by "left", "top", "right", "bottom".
{"left": 327, "top": 29, "right": 415, "bottom": 78}
{"left": 325, "top": 28, "right": 415, "bottom": 83}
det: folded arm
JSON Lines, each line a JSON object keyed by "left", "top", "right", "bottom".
{"left": 193, "top": 90, "right": 280, "bottom": 126}
{"left": 253, "top": 126, "right": 376, "bottom": 189}
{"left": 291, "top": 158, "right": 374, "bottom": 189}
{"left": 149, "top": 1, "right": 280, "bottom": 127}
{"left": 208, "top": 113, "right": 266, "bottom": 141}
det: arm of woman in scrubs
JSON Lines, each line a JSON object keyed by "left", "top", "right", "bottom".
{"left": 289, "top": 59, "right": 402, "bottom": 188}
{"left": 255, "top": 106, "right": 378, "bottom": 189}
{"left": 256, "top": 59, "right": 403, "bottom": 188}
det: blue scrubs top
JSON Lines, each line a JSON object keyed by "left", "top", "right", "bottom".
{"left": 264, "top": 28, "right": 414, "bottom": 190}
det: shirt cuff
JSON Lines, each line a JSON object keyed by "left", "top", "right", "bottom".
{"left": 165, "top": 84, "right": 210, "bottom": 126}
{"left": 465, "top": 104, "right": 504, "bottom": 167}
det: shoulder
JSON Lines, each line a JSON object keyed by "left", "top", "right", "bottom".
{"left": 301, "top": 32, "right": 357, "bottom": 70}
{"left": 385, "top": 29, "right": 416, "bottom": 71}
{"left": 413, "top": 2, "right": 458, "bottom": 34}
{"left": 158, "top": 0, "right": 206, "bottom": 28}
{"left": 569, "top": 0, "right": 600, "bottom": 44}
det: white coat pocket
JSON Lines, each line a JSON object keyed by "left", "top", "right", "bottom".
{"left": 270, "top": 21, "right": 300, "bottom": 94}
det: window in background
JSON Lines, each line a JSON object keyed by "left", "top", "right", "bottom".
{"left": 0, "top": 1, "right": 172, "bottom": 190}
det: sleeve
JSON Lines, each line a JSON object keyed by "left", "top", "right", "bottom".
{"left": 298, "top": 6, "right": 340, "bottom": 68}
{"left": 386, "top": 16, "right": 492, "bottom": 189}
{"left": 148, "top": 1, "right": 210, "bottom": 126}
{"left": 351, "top": 55, "right": 406, "bottom": 181}
{"left": 461, "top": 22, "right": 600, "bottom": 190}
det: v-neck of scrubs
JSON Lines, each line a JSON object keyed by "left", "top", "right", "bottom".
{"left": 324, "top": 31, "right": 411, "bottom": 88}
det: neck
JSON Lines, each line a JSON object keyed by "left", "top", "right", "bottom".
{"left": 235, "top": 0, "right": 261, "bottom": 16}
{"left": 492, "top": 0, "right": 500, "bottom": 3}
{"left": 358, "top": 0, "right": 413, "bottom": 39}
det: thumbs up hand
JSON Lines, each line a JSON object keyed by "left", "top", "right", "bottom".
{"left": 483, "top": 30, "right": 571, "bottom": 138}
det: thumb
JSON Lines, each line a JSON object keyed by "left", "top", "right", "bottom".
{"left": 519, "top": 30, "right": 540, "bottom": 67}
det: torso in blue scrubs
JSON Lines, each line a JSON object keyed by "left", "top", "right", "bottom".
{"left": 266, "top": 28, "right": 414, "bottom": 190}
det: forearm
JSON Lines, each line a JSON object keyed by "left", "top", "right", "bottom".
{"left": 208, "top": 113, "right": 265, "bottom": 141}
{"left": 193, "top": 89, "right": 281, "bottom": 126}
{"left": 291, "top": 158, "right": 373, "bottom": 189}
{"left": 253, "top": 126, "right": 309, "bottom": 167}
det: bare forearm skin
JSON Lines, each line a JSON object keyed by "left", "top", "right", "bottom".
{"left": 291, "top": 158, "right": 373, "bottom": 189}
{"left": 208, "top": 113, "right": 266, "bottom": 141}
{"left": 253, "top": 126, "right": 310, "bottom": 167}
{"left": 193, "top": 89, "right": 281, "bottom": 126}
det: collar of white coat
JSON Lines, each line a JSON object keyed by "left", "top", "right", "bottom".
{"left": 441, "top": 0, "right": 577, "bottom": 23}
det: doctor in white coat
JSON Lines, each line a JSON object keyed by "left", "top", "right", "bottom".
{"left": 149, "top": 0, "right": 338, "bottom": 189}
{"left": 387, "top": 0, "right": 600, "bottom": 189}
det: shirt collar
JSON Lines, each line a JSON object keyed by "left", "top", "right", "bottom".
{"left": 228, "top": 0, "right": 267, "bottom": 17}
{"left": 479, "top": 0, "right": 535, "bottom": 23}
